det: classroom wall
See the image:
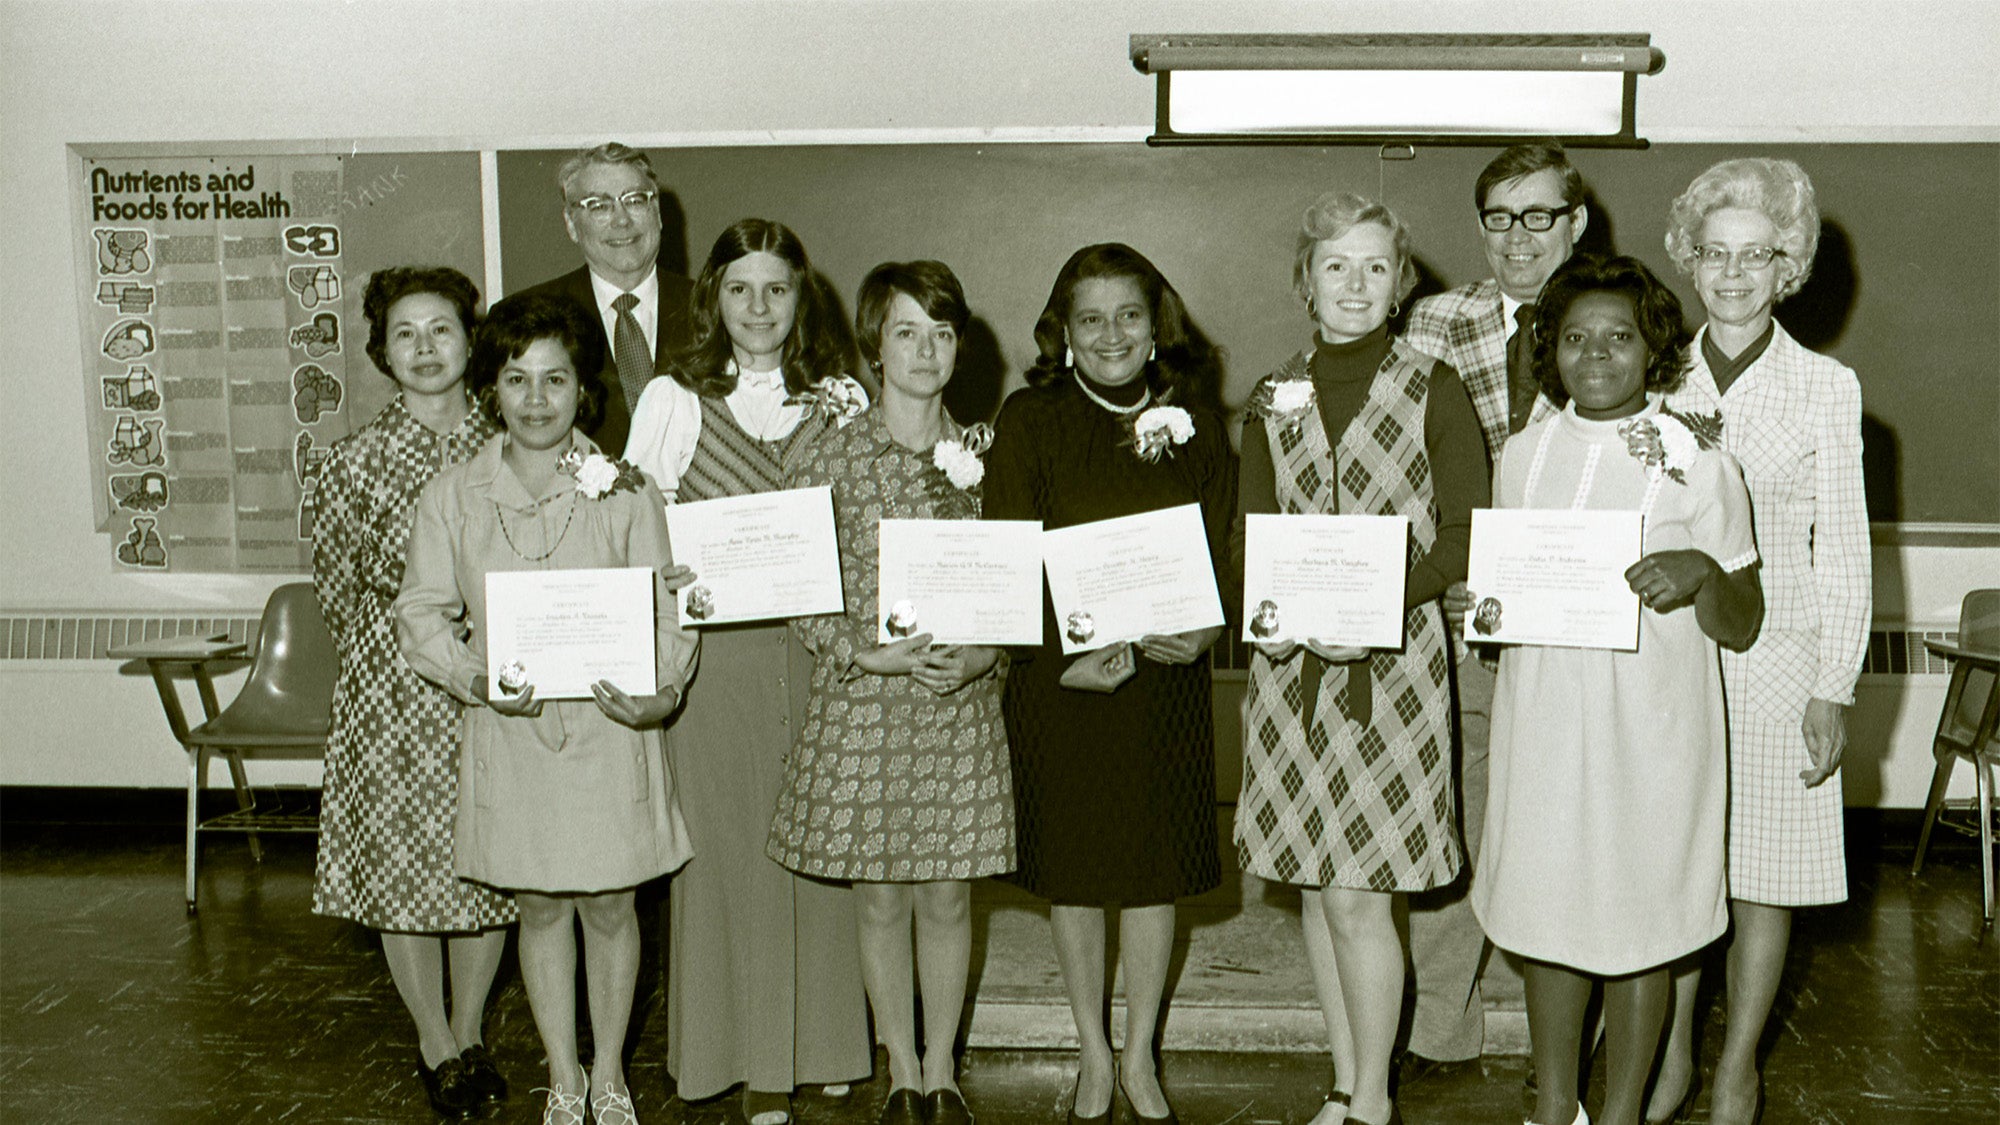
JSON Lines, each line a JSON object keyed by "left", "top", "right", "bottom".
{"left": 3, "top": 1, "right": 1996, "bottom": 798}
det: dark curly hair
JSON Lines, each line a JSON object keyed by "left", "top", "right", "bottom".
{"left": 1530, "top": 254, "right": 1692, "bottom": 407}
{"left": 854, "top": 260, "right": 969, "bottom": 372}
{"left": 1025, "top": 243, "right": 1218, "bottom": 406}
{"left": 361, "top": 266, "right": 480, "bottom": 376}
{"left": 469, "top": 293, "right": 606, "bottom": 434}
{"left": 673, "top": 218, "right": 855, "bottom": 398}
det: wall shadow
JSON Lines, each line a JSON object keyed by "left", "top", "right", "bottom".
{"left": 947, "top": 315, "right": 1009, "bottom": 425}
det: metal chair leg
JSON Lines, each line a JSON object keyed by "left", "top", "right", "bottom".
{"left": 185, "top": 746, "right": 201, "bottom": 915}
{"left": 1978, "top": 758, "right": 1995, "bottom": 928}
{"left": 1912, "top": 744, "right": 1957, "bottom": 877}
{"left": 222, "top": 749, "right": 264, "bottom": 863}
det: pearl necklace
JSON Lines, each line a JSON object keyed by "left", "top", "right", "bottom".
{"left": 1071, "top": 373, "right": 1151, "bottom": 416}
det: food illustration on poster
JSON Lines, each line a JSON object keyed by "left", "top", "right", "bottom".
{"left": 79, "top": 156, "right": 352, "bottom": 572}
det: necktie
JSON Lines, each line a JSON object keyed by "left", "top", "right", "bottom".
{"left": 1506, "top": 303, "right": 1539, "bottom": 435}
{"left": 611, "top": 292, "right": 653, "bottom": 410}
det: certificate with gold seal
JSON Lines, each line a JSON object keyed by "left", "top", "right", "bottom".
{"left": 1464, "top": 508, "right": 1643, "bottom": 651}
{"left": 664, "top": 486, "right": 844, "bottom": 626}
{"left": 1040, "top": 503, "right": 1224, "bottom": 655}
{"left": 484, "top": 567, "right": 656, "bottom": 700}
{"left": 876, "top": 519, "right": 1044, "bottom": 645}
{"left": 1241, "top": 513, "right": 1409, "bottom": 647}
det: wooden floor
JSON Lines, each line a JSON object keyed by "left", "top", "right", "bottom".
{"left": 1, "top": 815, "right": 1994, "bottom": 1124}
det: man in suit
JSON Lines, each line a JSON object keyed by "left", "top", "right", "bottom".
{"left": 505, "top": 142, "right": 695, "bottom": 455}
{"left": 1398, "top": 141, "right": 1590, "bottom": 1081}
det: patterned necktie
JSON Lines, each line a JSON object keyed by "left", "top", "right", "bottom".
{"left": 611, "top": 292, "right": 652, "bottom": 409}
{"left": 1506, "top": 303, "right": 1539, "bottom": 435}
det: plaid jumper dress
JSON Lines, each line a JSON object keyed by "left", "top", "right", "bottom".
{"left": 1235, "top": 343, "right": 1462, "bottom": 892}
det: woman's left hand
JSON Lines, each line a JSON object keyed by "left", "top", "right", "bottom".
{"left": 1625, "top": 549, "right": 1719, "bottom": 612}
{"left": 913, "top": 645, "right": 1000, "bottom": 696}
{"left": 657, "top": 564, "right": 698, "bottom": 594}
{"left": 1800, "top": 696, "right": 1848, "bottom": 787}
{"left": 591, "top": 680, "right": 682, "bottom": 729}
{"left": 1138, "top": 626, "right": 1223, "bottom": 665}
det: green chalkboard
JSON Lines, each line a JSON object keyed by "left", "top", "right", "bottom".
{"left": 497, "top": 143, "right": 1998, "bottom": 524}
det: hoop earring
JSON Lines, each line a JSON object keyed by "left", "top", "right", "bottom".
{"left": 1064, "top": 346, "right": 1074, "bottom": 368}
{"left": 1148, "top": 343, "right": 1157, "bottom": 362}
{"left": 1305, "top": 295, "right": 1317, "bottom": 321}
{"left": 1389, "top": 300, "right": 1401, "bottom": 318}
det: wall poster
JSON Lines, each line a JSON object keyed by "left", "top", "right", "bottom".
{"left": 77, "top": 155, "right": 353, "bottom": 572}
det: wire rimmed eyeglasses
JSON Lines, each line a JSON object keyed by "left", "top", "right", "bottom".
{"left": 568, "top": 189, "right": 658, "bottom": 220}
{"left": 1692, "top": 244, "right": 1787, "bottom": 271}
{"left": 1479, "top": 205, "right": 1578, "bottom": 233}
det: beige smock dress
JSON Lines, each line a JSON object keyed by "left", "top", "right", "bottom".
{"left": 394, "top": 432, "right": 696, "bottom": 893}
{"left": 1471, "top": 399, "right": 1757, "bottom": 974}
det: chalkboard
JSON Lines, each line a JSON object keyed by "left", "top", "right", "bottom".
{"left": 498, "top": 143, "right": 1998, "bottom": 525}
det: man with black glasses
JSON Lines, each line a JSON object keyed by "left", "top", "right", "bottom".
{"left": 1398, "top": 140, "right": 1591, "bottom": 1085}
{"left": 506, "top": 142, "right": 694, "bottom": 454}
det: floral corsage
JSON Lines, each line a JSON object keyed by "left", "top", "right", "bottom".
{"left": 932, "top": 422, "right": 993, "bottom": 490}
{"left": 1130, "top": 405, "right": 1195, "bottom": 463}
{"left": 558, "top": 448, "right": 646, "bottom": 500}
{"left": 785, "top": 375, "right": 870, "bottom": 424}
{"left": 1617, "top": 408, "right": 1713, "bottom": 486}
{"left": 1252, "top": 376, "right": 1316, "bottom": 437}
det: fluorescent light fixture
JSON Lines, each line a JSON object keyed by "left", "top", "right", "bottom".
{"left": 1130, "top": 34, "right": 1665, "bottom": 147}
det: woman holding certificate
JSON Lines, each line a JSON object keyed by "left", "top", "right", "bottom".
{"left": 769, "top": 260, "right": 1014, "bottom": 1125}
{"left": 983, "top": 243, "right": 1233, "bottom": 1125}
{"left": 312, "top": 266, "right": 515, "bottom": 1119}
{"left": 396, "top": 294, "right": 697, "bottom": 1125}
{"left": 1234, "top": 193, "right": 1488, "bottom": 1125}
{"left": 623, "top": 219, "right": 871, "bottom": 1121}
{"left": 1472, "top": 256, "right": 1762, "bottom": 1125}
{"left": 1649, "top": 160, "right": 1870, "bottom": 1125}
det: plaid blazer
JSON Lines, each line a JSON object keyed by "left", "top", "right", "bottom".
{"left": 1403, "top": 279, "right": 1555, "bottom": 466}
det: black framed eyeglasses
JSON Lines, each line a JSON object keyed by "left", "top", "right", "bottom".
{"left": 1692, "top": 244, "right": 1787, "bottom": 271}
{"left": 1479, "top": 205, "right": 1577, "bottom": 233}
{"left": 568, "top": 189, "right": 658, "bottom": 220}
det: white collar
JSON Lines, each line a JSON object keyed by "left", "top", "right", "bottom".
{"left": 587, "top": 267, "right": 658, "bottom": 312}
{"left": 731, "top": 359, "right": 785, "bottom": 392}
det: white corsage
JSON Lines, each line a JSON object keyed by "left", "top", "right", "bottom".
{"left": 1263, "top": 378, "right": 1316, "bottom": 437}
{"left": 1617, "top": 413, "right": 1703, "bottom": 486}
{"left": 787, "top": 375, "right": 870, "bottom": 425}
{"left": 931, "top": 422, "right": 993, "bottom": 490}
{"left": 1131, "top": 405, "right": 1195, "bottom": 463}
{"left": 557, "top": 449, "right": 646, "bottom": 499}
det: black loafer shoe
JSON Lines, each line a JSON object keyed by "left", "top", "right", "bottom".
{"left": 418, "top": 1055, "right": 480, "bottom": 1119}
{"left": 879, "top": 1087, "right": 926, "bottom": 1125}
{"left": 925, "top": 1088, "right": 972, "bottom": 1125}
{"left": 458, "top": 1044, "right": 506, "bottom": 1106}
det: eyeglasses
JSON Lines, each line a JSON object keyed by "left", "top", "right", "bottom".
{"left": 567, "top": 189, "right": 658, "bottom": 220}
{"left": 1479, "top": 205, "right": 1577, "bottom": 233}
{"left": 1692, "top": 244, "right": 1787, "bottom": 271}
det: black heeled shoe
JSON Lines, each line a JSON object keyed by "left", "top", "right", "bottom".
{"left": 417, "top": 1054, "right": 480, "bottom": 1119}
{"left": 458, "top": 1044, "right": 507, "bottom": 1106}
{"left": 1068, "top": 1072, "right": 1112, "bottom": 1125}
{"left": 1116, "top": 1072, "right": 1177, "bottom": 1125}
{"left": 879, "top": 1087, "right": 925, "bottom": 1125}
{"left": 926, "top": 1087, "right": 973, "bottom": 1125}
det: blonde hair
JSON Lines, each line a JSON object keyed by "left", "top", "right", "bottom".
{"left": 1293, "top": 192, "right": 1419, "bottom": 307}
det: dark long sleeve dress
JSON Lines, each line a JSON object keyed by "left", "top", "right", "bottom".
{"left": 981, "top": 379, "right": 1235, "bottom": 904}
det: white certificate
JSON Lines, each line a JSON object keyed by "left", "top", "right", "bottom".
{"left": 484, "top": 567, "right": 656, "bottom": 700}
{"left": 1242, "top": 513, "right": 1409, "bottom": 648}
{"left": 1465, "top": 508, "right": 1644, "bottom": 651}
{"left": 664, "top": 486, "right": 844, "bottom": 626}
{"left": 877, "top": 519, "right": 1044, "bottom": 646}
{"left": 1040, "top": 503, "right": 1225, "bottom": 655}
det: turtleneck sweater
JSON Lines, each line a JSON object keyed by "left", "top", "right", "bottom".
{"left": 1235, "top": 326, "right": 1488, "bottom": 608}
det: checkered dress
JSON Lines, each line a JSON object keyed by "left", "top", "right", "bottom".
{"left": 1667, "top": 324, "right": 1871, "bottom": 906}
{"left": 1235, "top": 343, "right": 1461, "bottom": 892}
{"left": 311, "top": 397, "right": 515, "bottom": 932}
